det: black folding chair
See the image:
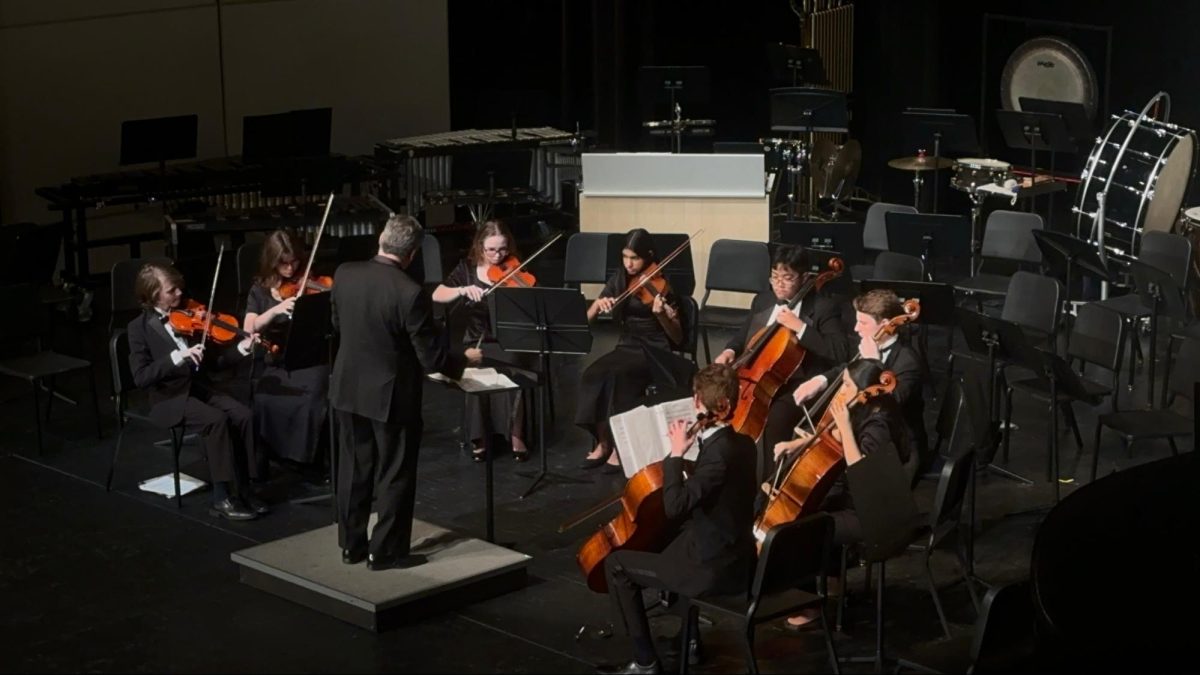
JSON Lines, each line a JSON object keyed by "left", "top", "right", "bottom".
{"left": 697, "top": 239, "right": 769, "bottom": 363}
{"left": 896, "top": 580, "right": 1035, "bottom": 674}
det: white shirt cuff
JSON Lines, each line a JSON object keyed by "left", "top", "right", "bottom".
{"left": 170, "top": 348, "right": 188, "bottom": 366}
{"left": 793, "top": 321, "right": 807, "bottom": 341}
{"left": 237, "top": 341, "right": 253, "bottom": 356}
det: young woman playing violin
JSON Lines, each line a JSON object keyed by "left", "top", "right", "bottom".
{"left": 600, "top": 364, "right": 757, "bottom": 674}
{"left": 126, "top": 262, "right": 265, "bottom": 521}
{"left": 431, "top": 220, "right": 539, "bottom": 462}
{"left": 576, "top": 228, "right": 691, "bottom": 472}
{"left": 712, "top": 244, "right": 849, "bottom": 473}
{"left": 242, "top": 229, "right": 331, "bottom": 475}
{"left": 791, "top": 289, "right": 928, "bottom": 480}
{"left": 771, "top": 357, "right": 915, "bottom": 630}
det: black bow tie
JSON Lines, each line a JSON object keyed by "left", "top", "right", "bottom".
{"left": 158, "top": 313, "right": 170, "bottom": 324}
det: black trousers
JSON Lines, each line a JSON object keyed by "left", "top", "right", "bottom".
{"left": 335, "top": 410, "right": 421, "bottom": 557}
{"left": 605, "top": 546, "right": 730, "bottom": 647}
{"left": 181, "top": 390, "right": 258, "bottom": 485}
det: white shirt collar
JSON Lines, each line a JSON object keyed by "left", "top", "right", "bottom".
{"left": 878, "top": 336, "right": 898, "bottom": 353}
{"left": 699, "top": 422, "right": 727, "bottom": 442}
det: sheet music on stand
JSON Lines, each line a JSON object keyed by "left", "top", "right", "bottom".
{"left": 428, "top": 367, "right": 519, "bottom": 393}
{"left": 609, "top": 397, "right": 699, "bottom": 479}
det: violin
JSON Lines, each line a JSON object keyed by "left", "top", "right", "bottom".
{"left": 562, "top": 411, "right": 718, "bottom": 593}
{"left": 278, "top": 274, "right": 333, "bottom": 299}
{"left": 729, "top": 256, "right": 844, "bottom": 441}
{"left": 485, "top": 256, "right": 536, "bottom": 288}
{"left": 169, "top": 299, "right": 277, "bottom": 354}
{"left": 604, "top": 231, "right": 701, "bottom": 313}
{"left": 752, "top": 369, "right": 896, "bottom": 549}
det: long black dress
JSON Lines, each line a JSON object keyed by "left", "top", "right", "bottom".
{"left": 246, "top": 284, "right": 330, "bottom": 464}
{"left": 574, "top": 271, "right": 697, "bottom": 438}
{"left": 444, "top": 260, "right": 539, "bottom": 443}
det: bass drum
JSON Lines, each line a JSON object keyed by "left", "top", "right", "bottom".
{"left": 1001, "top": 36, "right": 1099, "bottom": 121}
{"left": 1074, "top": 111, "right": 1197, "bottom": 259}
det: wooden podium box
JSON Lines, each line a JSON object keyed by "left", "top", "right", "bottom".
{"left": 579, "top": 153, "right": 769, "bottom": 309}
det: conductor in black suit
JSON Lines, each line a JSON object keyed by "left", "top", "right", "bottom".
{"left": 712, "top": 245, "right": 848, "bottom": 466}
{"left": 792, "top": 288, "right": 928, "bottom": 483}
{"left": 601, "top": 364, "right": 758, "bottom": 674}
{"left": 126, "top": 262, "right": 264, "bottom": 521}
{"left": 330, "top": 214, "right": 481, "bottom": 570}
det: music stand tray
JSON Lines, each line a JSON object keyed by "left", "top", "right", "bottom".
{"left": 860, "top": 280, "right": 956, "bottom": 326}
{"left": 769, "top": 87, "right": 848, "bottom": 133}
{"left": 489, "top": 287, "right": 592, "bottom": 497}
{"left": 1033, "top": 230, "right": 1113, "bottom": 302}
{"left": 120, "top": 114, "right": 198, "bottom": 166}
{"left": 884, "top": 212, "right": 971, "bottom": 281}
{"left": 766, "top": 43, "right": 828, "bottom": 87}
{"left": 995, "top": 109, "right": 1075, "bottom": 156}
{"left": 778, "top": 220, "right": 865, "bottom": 266}
{"left": 1018, "top": 98, "right": 1092, "bottom": 153}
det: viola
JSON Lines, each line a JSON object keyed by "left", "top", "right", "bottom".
{"left": 729, "top": 256, "right": 844, "bottom": 441}
{"left": 752, "top": 369, "right": 896, "bottom": 549}
{"left": 485, "top": 256, "right": 536, "bottom": 288}
{"left": 278, "top": 274, "right": 333, "bottom": 299}
{"left": 169, "top": 299, "right": 277, "bottom": 354}
{"left": 564, "top": 411, "right": 718, "bottom": 593}
{"left": 604, "top": 231, "right": 701, "bottom": 313}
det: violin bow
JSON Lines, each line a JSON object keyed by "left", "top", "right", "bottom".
{"left": 200, "top": 244, "right": 225, "bottom": 348}
{"left": 608, "top": 229, "right": 704, "bottom": 310}
{"left": 292, "top": 192, "right": 336, "bottom": 309}
{"left": 480, "top": 232, "right": 563, "bottom": 299}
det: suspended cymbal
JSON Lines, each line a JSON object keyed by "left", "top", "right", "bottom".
{"left": 812, "top": 139, "right": 862, "bottom": 201}
{"left": 888, "top": 155, "right": 954, "bottom": 171}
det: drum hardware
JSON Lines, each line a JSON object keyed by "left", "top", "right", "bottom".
{"left": 950, "top": 158, "right": 1012, "bottom": 276}
{"left": 887, "top": 153, "right": 954, "bottom": 211}
{"left": 642, "top": 103, "right": 715, "bottom": 154}
{"left": 1074, "top": 91, "right": 1198, "bottom": 298}
{"left": 811, "top": 137, "right": 861, "bottom": 212}
{"left": 760, "top": 136, "right": 811, "bottom": 218}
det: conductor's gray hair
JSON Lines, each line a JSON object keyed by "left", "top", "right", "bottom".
{"left": 378, "top": 214, "right": 422, "bottom": 258}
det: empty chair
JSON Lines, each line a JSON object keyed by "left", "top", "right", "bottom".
{"left": 871, "top": 251, "right": 925, "bottom": 282}
{"left": 852, "top": 202, "right": 916, "bottom": 281}
{"left": 697, "top": 239, "right": 769, "bottom": 363}
{"left": 674, "top": 294, "right": 701, "bottom": 363}
{"left": 562, "top": 232, "right": 611, "bottom": 292}
{"left": 955, "top": 210, "right": 1043, "bottom": 297}
{"left": 896, "top": 580, "right": 1035, "bottom": 674}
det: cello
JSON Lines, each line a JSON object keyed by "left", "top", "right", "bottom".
{"left": 729, "top": 256, "right": 844, "bottom": 441}
{"left": 563, "top": 412, "right": 717, "bottom": 593}
{"left": 752, "top": 369, "right": 896, "bottom": 547}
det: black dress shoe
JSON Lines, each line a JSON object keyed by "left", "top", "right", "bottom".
{"left": 596, "top": 660, "right": 660, "bottom": 674}
{"left": 209, "top": 497, "right": 257, "bottom": 521}
{"left": 342, "top": 548, "right": 367, "bottom": 564}
{"left": 367, "top": 553, "right": 428, "bottom": 571}
{"left": 579, "top": 455, "right": 608, "bottom": 470}
{"left": 242, "top": 495, "right": 271, "bottom": 515}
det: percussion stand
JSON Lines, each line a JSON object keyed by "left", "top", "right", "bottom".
{"left": 932, "top": 132, "right": 942, "bottom": 214}
{"left": 967, "top": 188, "right": 987, "bottom": 277}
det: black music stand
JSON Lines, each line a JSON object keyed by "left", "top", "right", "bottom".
{"left": 792, "top": 246, "right": 854, "bottom": 298}
{"left": 1032, "top": 230, "right": 1113, "bottom": 304}
{"left": 766, "top": 43, "right": 828, "bottom": 87}
{"left": 120, "top": 114, "right": 198, "bottom": 166}
{"left": 770, "top": 87, "right": 848, "bottom": 218}
{"left": 638, "top": 66, "right": 711, "bottom": 152}
{"left": 956, "top": 308, "right": 1033, "bottom": 485}
{"left": 281, "top": 293, "right": 338, "bottom": 512}
{"left": 778, "top": 220, "right": 865, "bottom": 266}
{"left": 884, "top": 212, "right": 972, "bottom": 281}
{"left": 996, "top": 109, "right": 1075, "bottom": 227}
{"left": 860, "top": 279, "right": 957, "bottom": 369}
{"left": 1019, "top": 98, "right": 1092, "bottom": 153}
{"left": 489, "top": 287, "right": 593, "bottom": 498}
{"left": 900, "top": 111, "right": 980, "bottom": 213}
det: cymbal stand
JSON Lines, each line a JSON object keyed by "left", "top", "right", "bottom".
{"left": 932, "top": 131, "right": 943, "bottom": 213}
{"left": 967, "top": 188, "right": 986, "bottom": 277}
{"left": 910, "top": 171, "right": 924, "bottom": 212}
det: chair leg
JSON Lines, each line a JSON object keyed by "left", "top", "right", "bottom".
{"left": 88, "top": 366, "right": 102, "bottom": 440}
{"left": 955, "top": 534, "right": 981, "bottom": 613}
{"left": 820, "top": 604, "right": 841, "bottom": 675}
{"left": 1002, "top": 386, "right": 1013, "bottom": 463}
{"left": 923, "top": 550, "right": 951, "bottom": 639}
{"left": 679, "top": 604, "right": 695, "bottom": 675}
{"left": 836, "top": 545, "right": 848, "bottom": 633}
{"left": 1161, "top": 335, "right": 1176, "bottom": 409}
{"left": 1167, "top": 436, "right": 1180, "bottom": 457}
{"left": 107, "top": 421, "right": 126, "bottom": 492}
{"left": 1062, "top": 402, "right": 1083, "bottom": 451}
{"left": 874, "top": 561, "right": 886, "bottom": 673}
{"left": 701, "top": 326, "right": 712, "bottom": 365}
{"left": 172, "top": 428, "right": 184, "bottom": 509}
{"left": 1127, "top": 320, "right": 1138, "bottom": 390}
{"left": 742, "top": 621, "right": 758, "bottom": 675}
{"left": 30, "top": 379, "right": 43, "bottom": 456}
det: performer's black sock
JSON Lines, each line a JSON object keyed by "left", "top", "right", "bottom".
{"left": 212, "top": 481, "right": 230, "bottom": 502}
{"left": 633, "top": 636, "right": 656, "bottom": 666}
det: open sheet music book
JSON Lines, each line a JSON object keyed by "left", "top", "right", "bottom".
{"left": 428, "top": 367, "right": 519, "bottom": 393}
{"left": 610, "top": 397, "right": 701, "bottom": 479}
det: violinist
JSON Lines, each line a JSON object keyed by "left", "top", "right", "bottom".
{"left": 576, "top": 228, "right": 691, "bottom": 473}
{"left": 771, "top": 358, "right": 915, "bottom": 630}
{"left": 712, "top": 244, "right": 848, "bottom": 466}
{"left": 792, "top": 289, "right": 928, "bottom": 479}
{"left": 432, "top": 219, "right": 538, "bottom": 462}
{"left": 600, "top": 364, "right": 757, "bottom": 674}
{"left": 126, "top": 262, "right": 265, "bottom": 521}
{"left": 243, "top": 229, "right": 330, "bottom": 478}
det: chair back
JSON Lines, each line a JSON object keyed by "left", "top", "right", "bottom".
{"left": 981, "top": 210, "right": 1043, "bottom": 265}
{"left": 1166, "top": 336, "right": 1200, "bottom": 402}
{"left": 413, "top": 233, "right": 443, "bottom": 285}
{"left": 970, "top": 580, "right": 1036, "bottom": 674}
{"left": 236, "top": 241, "right": 264, "bottom": 303}
{"left": 1129, "top": 257, "right": 1189, "bottom": 323}
{"left": 110, "top": 257, "right": 173, "bottom": 331}
{"left": 0, "top": 222, "right": 63, "bottom": 285}
{"left": 1067, "top": 303, "right": 1125, "bottom": 373}
{"left": 1138, "top": 231, "right": 1192, "bottom": 290}
{"left": 109, "top": 329, "right": 136, "bottom": 417}
{"left": 1001, "top": 271, "right": 1061, "bottom": 338}
{"left": 702, "top": 239, "right": 769, "bottom": 299}
{"left": 563, "top": 232, "right": 610, "bottom": 287}
{"left": 0, "top": 282, "right": 47, "bottom": 347}
{"left": 863, "top": 202, "right": 916, "bottom": 252}
{"left": 674, "top": 294, "right": 700, "bottom": 362}
{"left": 928, "top": 448, "right": 975, "bottom": 533}
{"left": 750, "top": 513, "right": 834, "bottom": 602}
{"left": 959, "top": 361, "right": 1002, "bottom": 465}
{"left": 872, "top": 251, "right": 924, "bottom": 282}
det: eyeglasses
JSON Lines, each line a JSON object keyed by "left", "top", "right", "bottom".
{"left": 483, "top": 246, "right": 509, "bottom": 255}
{"left": 769, "top": 273, "right": 799, "bottom": 284}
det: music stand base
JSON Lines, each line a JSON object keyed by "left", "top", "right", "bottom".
{"left": 981, "top": 462, "right": 1033, "bottom": 485}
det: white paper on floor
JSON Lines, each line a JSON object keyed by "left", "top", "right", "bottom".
{"left": 138, "top": 472, "right": 207, "bottom": 497}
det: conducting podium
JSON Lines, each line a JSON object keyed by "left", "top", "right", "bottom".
{"left": 579, "top": 152, "right": 769, "bottom": 309}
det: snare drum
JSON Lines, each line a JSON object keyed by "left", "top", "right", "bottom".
{"left": 951, "top": 158, "right": 1012, "bottom": 192}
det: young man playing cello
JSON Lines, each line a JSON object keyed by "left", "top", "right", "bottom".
{"left": 600, "top": 364, "right": 758, "bottom": 674}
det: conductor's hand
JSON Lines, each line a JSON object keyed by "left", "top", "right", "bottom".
{"left": 460, "top": 286, "right": 485, "bottom": 303}
{"left": 667, "top": 418, "right": 696, "bottom": 458}
{"left": 714, "top": 349, "right": 736, "bottom": 365}
{"left": 595, "top": 296, "right": 616, "bottom": 314}
{"left": 792, "top": 375, "right": 828, "bottom": 405}
{"left": 464, "top": 347, "right": 483, "bottom": 365}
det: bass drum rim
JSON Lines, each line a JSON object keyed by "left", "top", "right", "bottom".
{"left": 1001, "top": 35, "right": 1099, "bottom": 121}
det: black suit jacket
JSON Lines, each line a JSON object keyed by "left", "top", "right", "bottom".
{"left": 126, "top": 309, "right": 246, "bottom": 427}
{"left": 330, "top": 255, "right": 466, "bottom": 424}
{"left": 662, "top": 426, "right": 758, "bottom": 570}
{"left": 725, "top": 290, "right": 848, "bottom": 380}
{"left": 821, "top": 339, "right": 927, "bottom": 455}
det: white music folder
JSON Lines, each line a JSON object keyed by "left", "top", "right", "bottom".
{"left": 608, "top": 397, "right": 700, "bottom": 479}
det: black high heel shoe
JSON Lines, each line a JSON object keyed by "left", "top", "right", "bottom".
{"left": 471, "top": 445, "right": 486, "bottom": 463}
{"left": 579, "top": 446, "right": 613, "bottom": 470}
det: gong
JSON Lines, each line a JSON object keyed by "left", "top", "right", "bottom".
{"left": 1000, "top": 36, "right": 1099, "bottom": 120}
